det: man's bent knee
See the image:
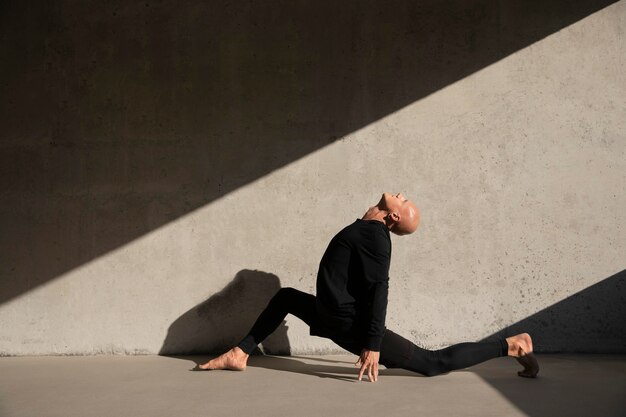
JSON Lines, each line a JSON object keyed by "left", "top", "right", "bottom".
{"left": 276, "top": 287, "right": 297, "bottom": 297}
{"left": 272, "top": 287, "right": 299, "bottom": 304}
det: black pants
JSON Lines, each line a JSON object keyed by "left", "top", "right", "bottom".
{"left": 237, "top": 287, "right": 508, "bottom": 377}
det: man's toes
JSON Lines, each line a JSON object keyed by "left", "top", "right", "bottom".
{"left": 200, "top": 358, "right": 220, "bottom": 369}
{"left": 515, "top": 353, "right": 539, "bottom": 378}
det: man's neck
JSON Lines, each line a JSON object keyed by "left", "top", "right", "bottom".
{"left": 361, "top": 207, "right": 389, "bottom": 228}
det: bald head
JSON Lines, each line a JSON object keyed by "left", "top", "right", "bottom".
{"left": 391, "top": 201, "right": 420, "bottom": 235}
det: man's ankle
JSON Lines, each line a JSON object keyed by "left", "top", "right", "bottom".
{"left": 233, "top": 346, "right": 248, "bottom": 357}
{"left": 505, "top": 336, "right": 517, "bottom": 356}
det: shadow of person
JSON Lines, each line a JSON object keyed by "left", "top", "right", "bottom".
{"left": 159, "top": 269, "right": 291, "bottom": 356}
{"left": 182, "top": 355, "right": 368, "bottom": 383}
{"left": 184, "top": 355, "right": 359, "bottom": 382}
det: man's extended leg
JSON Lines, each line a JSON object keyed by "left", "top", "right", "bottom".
{"left": 376, "top": 330, "right": 537, "bottom": 377}
{"left": 199, "top": 287, "right": 316, "bottom": 370}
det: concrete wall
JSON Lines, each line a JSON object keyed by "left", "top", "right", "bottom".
{"left": 1, "top": 0, "right": 624, "bottom": 355}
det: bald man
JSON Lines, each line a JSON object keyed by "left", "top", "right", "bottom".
{"left": 199, "top": 192, "right": 538, "bottom": 381}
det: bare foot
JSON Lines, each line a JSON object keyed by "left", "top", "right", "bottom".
{"left": 506, "top": 333, "right": 539, "bottom": 378}
{"left": 199, "top": 346, "right": 249, "bottom": 371}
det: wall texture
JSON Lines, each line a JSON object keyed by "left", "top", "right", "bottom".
{"left": 1, "top": 0, "right": 625, "bottom": 355}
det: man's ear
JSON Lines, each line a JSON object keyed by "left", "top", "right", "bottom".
{"left": 389, "top": 212, "right": 400, "bottom": 223}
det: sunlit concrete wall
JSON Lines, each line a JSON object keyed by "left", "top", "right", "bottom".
{"left": 1, "top": 1, "right": 624, "bottom": 355}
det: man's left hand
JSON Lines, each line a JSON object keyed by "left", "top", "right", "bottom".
{"left": 355, "top": 349, "right": 380, "bottom": 382}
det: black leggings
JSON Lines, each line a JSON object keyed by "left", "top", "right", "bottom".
{"left": 237, "top": 287, "right": 508, "bottom": 377}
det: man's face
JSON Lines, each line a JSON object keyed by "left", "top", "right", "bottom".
{"left": 379, "top": 192, "right": 409, "bottom": 213}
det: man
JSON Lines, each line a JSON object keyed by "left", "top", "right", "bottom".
{"left": 199, "top": 192, "right": 539, "bottom": 382}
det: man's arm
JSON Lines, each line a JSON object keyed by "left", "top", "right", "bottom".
{"left": 361, "top": 233, "right": 391, "bottom": 351}
{"left": 357, "top": 253, "right": 389, "bottom": 383}
{"left": 357, "top": 271, "right": 388, "bottom": 383}
{"left": 364, "top": 277, "right": 389, "bottom": 351}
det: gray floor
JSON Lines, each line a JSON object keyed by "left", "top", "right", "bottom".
{"left": 1, "top": 354, "right": 625, "bottom": 417}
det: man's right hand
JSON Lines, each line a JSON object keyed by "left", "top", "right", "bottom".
{"left": 355, "top": 348, "right": 380, "bottom": 382}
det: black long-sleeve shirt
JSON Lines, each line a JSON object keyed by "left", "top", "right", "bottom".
{"left": 309, "top": 219, "right": 391, "bottom": 351}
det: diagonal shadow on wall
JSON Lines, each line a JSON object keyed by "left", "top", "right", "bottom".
{"left": 0, "top": 0, "right": 618, "bottom": 304}
{"left": 475, "top": 269, "right": 626, "bottom": 417}
{"left": 480, "top": 269, "right": 626, "bottom": 353}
